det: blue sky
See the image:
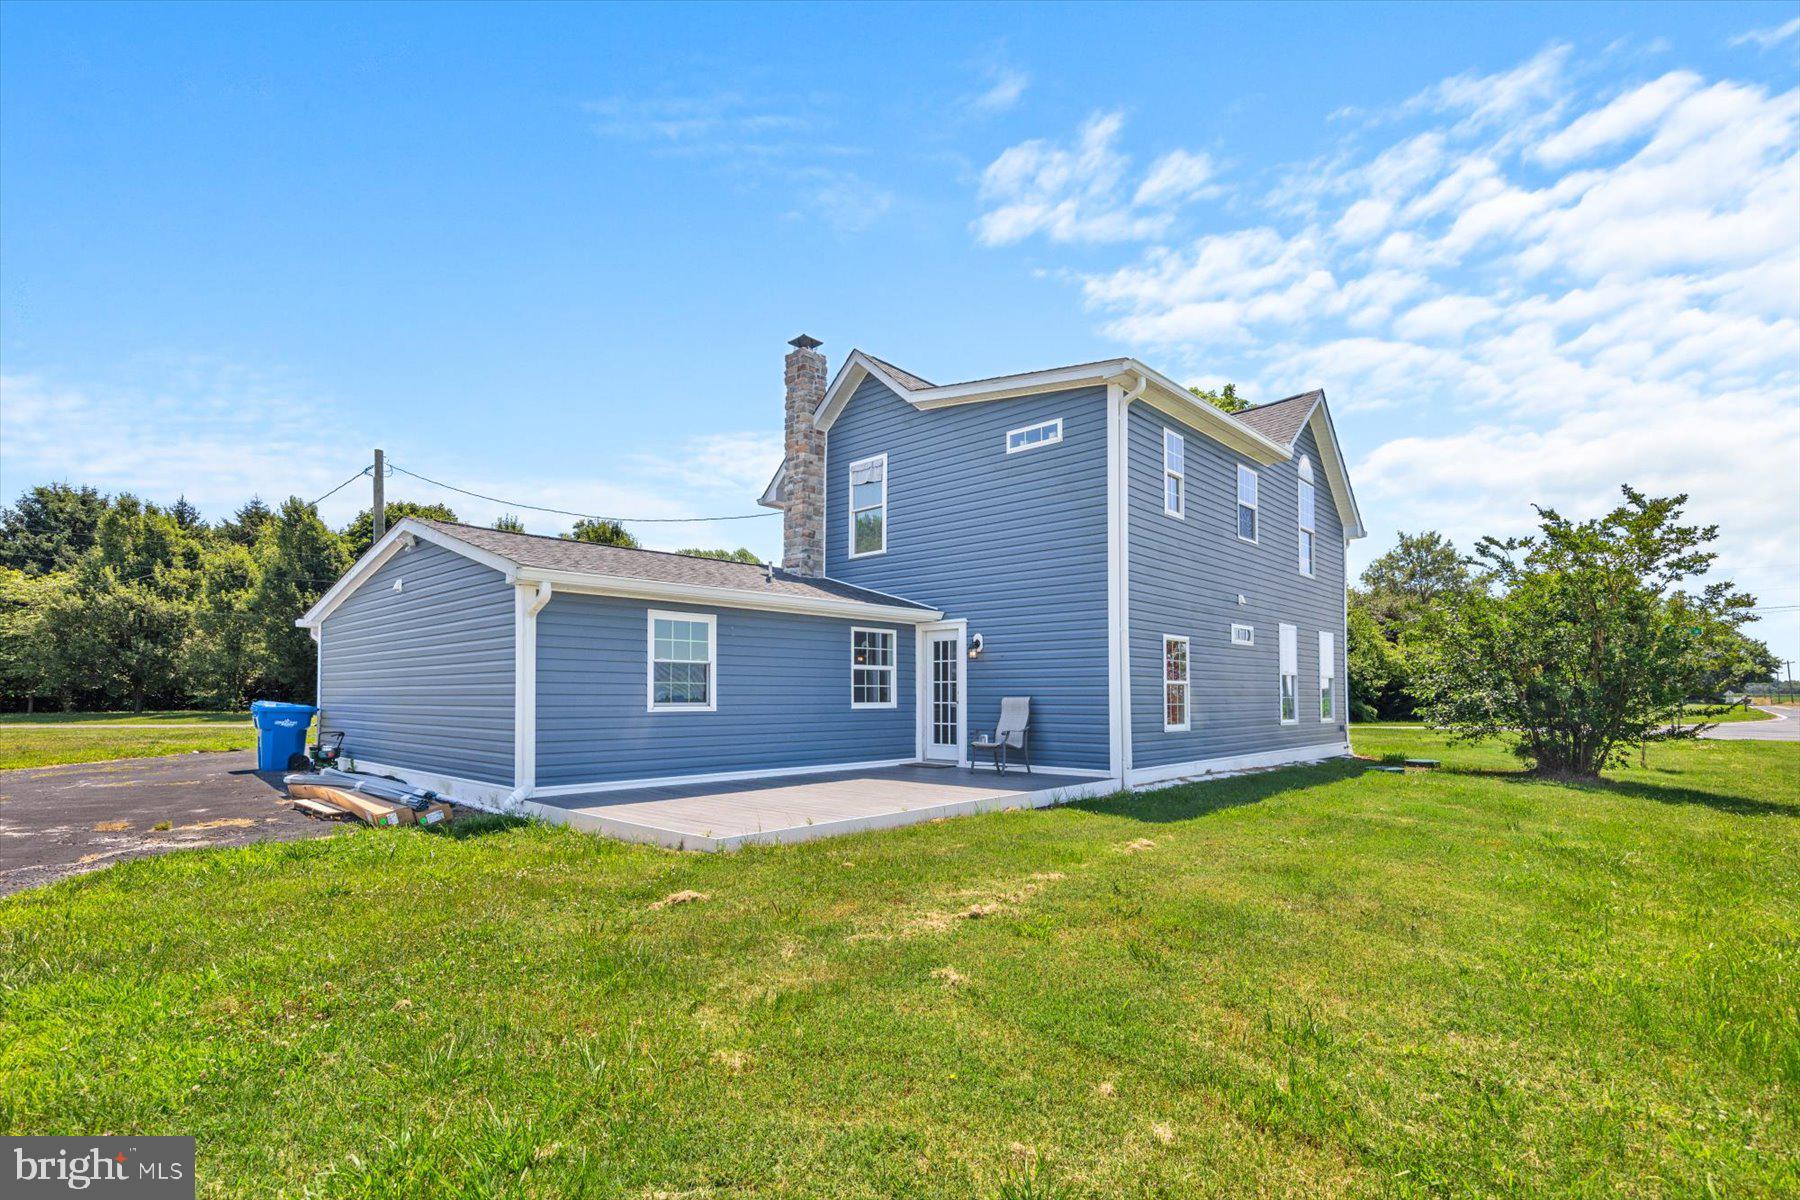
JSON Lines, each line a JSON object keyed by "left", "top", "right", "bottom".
{"left": 3, "top": 1, "right": 1798, "bottom": 665}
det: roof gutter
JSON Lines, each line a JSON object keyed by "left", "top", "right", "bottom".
{"left": 514, "top": 567, "right": 944, "bottom": 624}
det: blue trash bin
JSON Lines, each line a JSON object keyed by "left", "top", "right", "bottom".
{"left": 250, "top": 701, "right": 318, "bottom": 772}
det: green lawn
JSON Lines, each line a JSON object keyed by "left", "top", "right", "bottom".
{"left": 0, "top": 710, "right": 257, "bottom": 769}
{"left": 2, "top": 733, "right": 1795, "bottom": 1197}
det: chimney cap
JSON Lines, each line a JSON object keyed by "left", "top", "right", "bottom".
{"left": 788, "top": 334, "right": 823, "bottom": 351}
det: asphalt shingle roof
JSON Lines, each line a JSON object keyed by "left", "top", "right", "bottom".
{"left": 1231, "top": 390, "right": 1322, "bottom": 448}
{"left": 414, "top": 520, "right": 934, "bottom": 610}
{"left": 861, "top": 353, "right": 935, "bottom": 391}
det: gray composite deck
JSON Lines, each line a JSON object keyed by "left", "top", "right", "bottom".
{"left": 525, "top": 762, "right": 1112, "bottom": 851}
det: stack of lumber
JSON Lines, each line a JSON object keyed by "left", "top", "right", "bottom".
{"left": 283, "top": 770, "right": 453, "bottom": 827}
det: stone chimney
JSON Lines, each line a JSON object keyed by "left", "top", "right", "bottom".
{"left": 781, "top": 334, "right": 827, "bottom": 576}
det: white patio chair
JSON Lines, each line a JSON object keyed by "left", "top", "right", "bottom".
{"left": 971, "top": 697, "right": 1031, "bottom": 775}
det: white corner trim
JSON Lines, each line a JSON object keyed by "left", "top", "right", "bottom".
{"left": 297, "top": 518, "right": 519, "bottom": 628}
{"left": 513, "top": 580, "right": 549, "bottom": 794}
{"left": 647, "top": 609, "right": 719, "bottom": 714}
{"left": 1307, "top": 401, "right": 1365, "bottom": 540}
{"left": 1126, "top": 741, "right": 1349, "bottom": 789}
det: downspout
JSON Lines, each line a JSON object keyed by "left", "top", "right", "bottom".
{"left": 1112, "top": 371, "right": 1148, "bottom": 787}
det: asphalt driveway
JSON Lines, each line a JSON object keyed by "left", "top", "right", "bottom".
{"left": 1702, "top": 705, "right": 1800, "bottom": 741}
{"left": 0, "top": 750, "right": 339, "bottom": 897}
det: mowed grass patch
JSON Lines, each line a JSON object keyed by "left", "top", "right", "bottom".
{"left": 1, "top": 735, "right": 1795, "bottom": 1197}
{"left": 0, "top": 711, "right": 258, "bottom": 769}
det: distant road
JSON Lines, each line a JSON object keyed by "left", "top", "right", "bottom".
{"left": 1703, "top": 706, "right": 1799, "bottom": 742}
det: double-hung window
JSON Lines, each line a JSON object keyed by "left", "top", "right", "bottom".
{"left": 849, "top": 454, "right": 887, "bottom": 557}
{"left": 1278, "top": 622, "right": 1298, "bottom": 724}
{"left": 1163, "top": 430, "right": 1185, "bottom": 518}
{"left": 1237, "top": 464, "right": 1259, "bottom": 542}
{"left": 1319, "top": 630, "right": 1336, "bottom": 722}
{"left": 1297, "top": 456, "right": 1316, "bottom": 576}
{"left": 1163, "top": 635, "right": 1190, "bottom": 731}
{"left": 648, "top": 611, "right": 716, "bottom": 712}
{"left": 851, "top": 627, "right": 897, "bottom": 708}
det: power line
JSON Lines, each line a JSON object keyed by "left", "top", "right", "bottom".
{"left": 386, "top": 462, "right": 778, "bottom": 524}
{"left": 307, "top": 466, "right": 373, "bottom": 509}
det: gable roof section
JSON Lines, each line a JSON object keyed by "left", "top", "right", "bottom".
{"left": 1233, "top": 390, "right": 1322, "bottom": 447}
{"left": 298, "top": 518, "right": 941, "bottom": 629}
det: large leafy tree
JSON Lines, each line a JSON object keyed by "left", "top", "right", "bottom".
{"left": 251, "top": 499, "right": 350, "bottom": 700}
{"left": 1414, "top": 487, "right": 1754, "bottom": 779}
{"left": 341, "top": 502, "right": 459, "bottom": 558}
{"left": 563, "top": 518, "right": 640, "bottom": 548}
{"left": 1347, "top": 530, "right": 1471, "bottom": 720}
{"left": 0, "top": 483, "right": 109, "bottom": 575}
{"left": 675, "top": 547, "right": 762, "bottom": 563}
{"left": 1188, "top": 383, "right": 1248, "bottom": 413}
{"left": 185, "top": 540, "right": 265, "bottom": 707}
{"left": 0, "top": 568, "right": 62, "bottom": 710}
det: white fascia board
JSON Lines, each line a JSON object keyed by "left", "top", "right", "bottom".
{"left": 514, "top": 567, "right": 944, "bottom": 624}
{"left": 757, "top": 460, "right": 787, "bottom": 510}
{"left": 813, "top": 352, "right": 1291, "bottom": 466}
{"left": 1306, "top": 401, "right": 1365, "bottom": 540}
{"left": 295, "top": 518, "right": 520, "bottom": 628}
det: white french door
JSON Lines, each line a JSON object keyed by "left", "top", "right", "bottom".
{"left": 921, "top": 626, "right": 964, "bottom": 762}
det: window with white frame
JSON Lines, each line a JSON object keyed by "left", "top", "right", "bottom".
{"left": 1006, "top": 418, "right": 1063, "bottom": 454}
{"left": 648, "top": 611, "right": 716, "bottom": 712}
{"left": 1231, "top": 623, "right": 1255, "bottom": 646}
{"left": 1163, "top": 635, "right": 1190, "bottom": 731}
{"left": 1297, "top": 456, "right": 1316, "bottom": 576}
{"left": 1163, "top": 430, "right": 1186, "bottom": 518}
{"left": 1237, "top": 464, "right": 1259, "bottom": 542}
{"left": 1319, "top": 630, "right": 1336, "bottom": 722}
{"left": 848, "top": 453, "right": 887, "bottom": 557}
{"left": 851, "top": 627, "right": 897, "bottom": 708}
{"left": 1278, "top": 622, "right": 1298, "bottom": 724}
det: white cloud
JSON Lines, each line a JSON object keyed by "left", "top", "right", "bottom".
{"left": 974, "top": 112, "right": 1221, "bottom": 246}
{"left": 996, "top": 44, "right": 1800, "bottom": 661}
{"left": 1134, "top": 150, "right": 1219, "bottom": 207}
{"left": 972, "top": 64, "right": 1030, "bottom": 113}
{"left": 1728, "top": 16, "right": 1800, "bottom": 50}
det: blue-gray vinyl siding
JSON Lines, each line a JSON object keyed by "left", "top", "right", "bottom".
{"left": 1128, "top": 406, "right": 1348, "bottom": 768}
{"left": 535, "top": 593, "right": 916, "bottom": 787}
{"left": 825, "top": 376, "right": 1111, "bottom": 772}
{"left": 320, "top": 541, "right": 516, "bottom": 785}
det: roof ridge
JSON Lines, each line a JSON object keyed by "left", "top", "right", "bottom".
{"left": 416, "top": 519, "right": 773, "bottom": 569}
{"left": 1235, "top": 388, "right": 1322, "bottom": 415}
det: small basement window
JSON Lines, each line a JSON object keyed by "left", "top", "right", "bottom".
{"left": 1006, "top": 418, "right": 1063, "bottom": 454}
{"left": 849, "top": 454, "right": 887, "bottom": 558}
{"left": 1164, "top": 430, "right": 1186, "bottom": 518}
{"left": 1164, "top": 635, "right": 1190, "bottom": 732}
{"left": 648, "top": 611, "right": 716, "bottom": 712}
{"left": 851, "top": 627, "right": 897, "bottom": 708}
{"left": 1231, "top": 623, "right": 1254, "bottom": 646}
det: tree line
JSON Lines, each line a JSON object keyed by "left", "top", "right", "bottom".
{"left": 0, "top": 484, "right": 760, "bottom": 712}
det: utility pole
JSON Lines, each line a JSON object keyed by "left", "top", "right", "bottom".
{"left": 372, "top": 449, "right": 386, "bottom": 540}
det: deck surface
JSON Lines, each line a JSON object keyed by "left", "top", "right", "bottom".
{"left": 528, "top": 762, "right": 1109, "bottom": 850}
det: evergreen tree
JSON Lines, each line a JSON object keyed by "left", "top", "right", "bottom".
{"left": 341, "top": 501, "right": 459, "bottom": 558}
{"left": 0, "top": 483, "right": 109, "bottom": 575}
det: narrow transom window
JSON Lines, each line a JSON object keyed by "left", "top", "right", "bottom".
{"left": 851, "top": 627, "right": 897, "bottom": 708}
{"left": 849, "top": 453, "right": 887, "bottom": 557}
{"left": 1006, "top": 418, "right": 1063, "bottom": 454}
{"left": 648, "top": 611, "right": 716, "bottom": 712}
{"left": 1164, "top": 635, "right": 1190, "bottom": 732}
{"left": 1298, "top": 455, "right": 1316, "bottom": 576}
{"left": 1163, "top": 430, "right": 1186, "bottom": 518}
{"left": 1231, "top": 623, "right": 1255, "bottom": 646}
{"left": 1278, "top": 622, "right": 1298, "bottom": 724}
{"left": 1237, "top": 465, "right": 1259, "bottom": 542}
{"left": 1319, "top": 630, "right": 1336, "bottom": 722}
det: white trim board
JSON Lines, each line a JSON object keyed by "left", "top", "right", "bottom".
{"left": 1126, "top": 740, "right": 1349, "bottom": 789}
{"left": 529, "top": 757, "right": 920, "bottom": 799}
{"left": 517, "top": 568, "right": 939, "bottom": 624}
{"left": 349, "top": 758, "right": 521, "bottom": 813}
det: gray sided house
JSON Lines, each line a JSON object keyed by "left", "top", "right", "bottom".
{"left": 299, "top": 337, "right": 1363, "bottom": 814}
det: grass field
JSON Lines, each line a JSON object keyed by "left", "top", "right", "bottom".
{"left": 2, "top": 731, "right": 1795, "bottom": 1197}
{"left": 0, "top": 710, "right": 255, "bottom": 769}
